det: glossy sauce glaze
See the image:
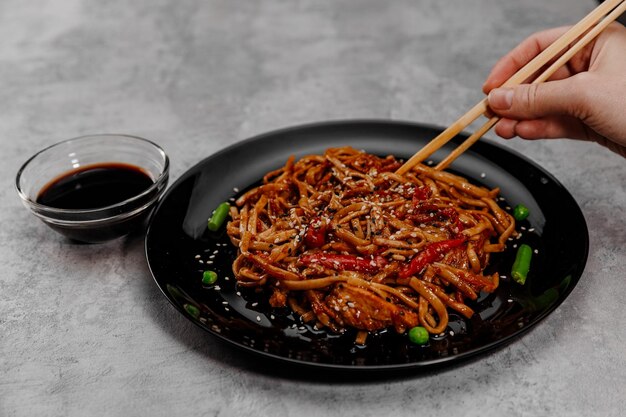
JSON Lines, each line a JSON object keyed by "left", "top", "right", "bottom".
{"left": 37, "top": 163, "right": 154, "bottom": 209}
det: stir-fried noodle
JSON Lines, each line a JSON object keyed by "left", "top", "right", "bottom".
{"left": 226, "top": 147, "right": 515, "bottom": 343}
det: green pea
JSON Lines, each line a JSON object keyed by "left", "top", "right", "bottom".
{"left": 202, "top": 270, "right": 218, "bottom": 286}
{"left": 408, "top": 326, "right": 429, "bottom": 345}
{"left": 513, "top": 204, "right": 530, "bottom": 221}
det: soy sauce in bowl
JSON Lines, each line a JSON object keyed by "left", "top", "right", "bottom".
{"left": 37, "top": 163, "right": 154, "bottom": 210}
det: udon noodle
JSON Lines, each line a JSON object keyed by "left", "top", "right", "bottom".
{"left": 226, "top": 147, "right": 515, "bottom": 343}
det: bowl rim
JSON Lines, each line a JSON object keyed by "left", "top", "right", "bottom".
{"left": 15, "top": 134, "right": 170, "bottom": 219}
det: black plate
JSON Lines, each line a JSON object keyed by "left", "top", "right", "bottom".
{"left": 145, "top": 120, "right": 588, "bottom": 372}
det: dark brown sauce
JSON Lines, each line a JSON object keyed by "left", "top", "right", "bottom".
{"left": 37, "top": 162, "right": 154, "bottom": 209}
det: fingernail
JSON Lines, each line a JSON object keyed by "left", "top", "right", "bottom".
{"left": 488, "top": 88, "right": 513, "bottom": 110}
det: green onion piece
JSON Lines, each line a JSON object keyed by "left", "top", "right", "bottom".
{"left": 202, "top": 270, "right": 218, "bottom": 286}
{"left": 408, "top": 326, "right": 429, "bottom": 345}
{"left": 208, "top": 202, "right": 231, "bottom": 232}
{"left": 513, "top": 204, "right": 530, "bottom": 221}
{"left": 184, "top": 303, "right": 200, "bottom": 318}
{"left": 511, "top": 244, "right": 532, "bottom": 285}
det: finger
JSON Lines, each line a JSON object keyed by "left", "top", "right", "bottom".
{"left": 514, "top": 117, "right": 588, "bottom": 140}
{"left": 482, "top": 26, "right": 571, "bottom": 93}
{"left": 493, "top": 118, "right": 518, "bottom": 139}
{"left": 495, "top": 116, "right": 589, "bottom": 141}
{"left": 487, "top": 77, "right": 587, "bottom": 121}
{"left": 495, "top": 117, "right": 624, "bottom": 156}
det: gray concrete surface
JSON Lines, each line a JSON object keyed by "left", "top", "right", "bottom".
{"left": 1, "top": 1, "right": 625, "bottom": 416}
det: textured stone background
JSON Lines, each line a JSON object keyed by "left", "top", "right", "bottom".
{"left": 1, "top": 1, "right": 625, "bottom": 416}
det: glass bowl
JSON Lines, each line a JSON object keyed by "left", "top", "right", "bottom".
{"left": 15, "top": 134, "right": 169, "bottom": 243}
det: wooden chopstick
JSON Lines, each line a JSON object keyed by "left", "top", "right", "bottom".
{"left": 396, "top": 0, "right": 626, "bottom": 175}
{"left": 434, "top": 116, "right": 499, "bottom": 170}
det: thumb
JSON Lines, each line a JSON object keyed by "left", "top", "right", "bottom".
{"left": 487, "top": 79, "right": 585, "bottom": 120}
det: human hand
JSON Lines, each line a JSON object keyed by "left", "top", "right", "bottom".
{"left": 483, "top": 22, "right": 626, "bottom": 157}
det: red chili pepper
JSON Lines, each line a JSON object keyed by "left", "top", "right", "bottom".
{"left": 398, "top": 238, "right": 466, "bottom": 278}
{"left": 440, "top": 207, "right": 465, "bottom": 234}
{"left": 412, "top": 185, "right": 431, "bottom": 203}
{"left": 300, "top": 253, "right": 387, "bottom": 273}
{"left": 304, "top": 217, "right": 327, "bottom": 248}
